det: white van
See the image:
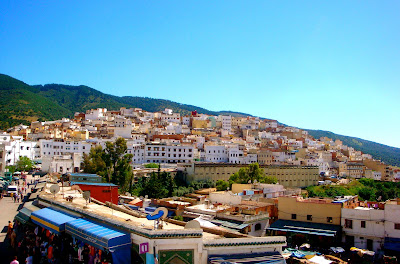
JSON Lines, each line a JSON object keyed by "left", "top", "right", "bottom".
{"left": 7, "top": 185, "right": 18, "bottom": 197}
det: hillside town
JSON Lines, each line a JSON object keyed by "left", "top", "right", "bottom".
{"left": 0, "top": 107, "right": 400, "bottom": 264}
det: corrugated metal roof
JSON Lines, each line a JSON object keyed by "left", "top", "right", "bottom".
{"left": 211, "top": 219, "right": 249, "bottom": 230}
{"left": 70, "top": 173, "right": 101, "bottom": 178}
{"left": 70, "top": 181, "right": 118, "bottom": 187}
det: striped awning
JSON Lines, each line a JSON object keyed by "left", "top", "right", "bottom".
{"left": 268, "top": 219, "right": 340, "bottom": 237}
{"left": 31, "top": 208, "right": 77, "bottom": 234}
{"left": 14, "top": 203, "right": 41, "bottom": 224}
{"left": 65, "top": 218, "right": 131, "bottom": 250}
{"left": 209, "top": 251, "right": 286, "bottom": 264}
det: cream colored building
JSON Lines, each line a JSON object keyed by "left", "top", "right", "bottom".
{"left": 257, "top": 149, "right": 274, "bottom": 165}
{"left": 278, "top": 196, "right": 342, "bottom": 225}
{"left": 181, "top": 163, "right": 319, "bottom": 188}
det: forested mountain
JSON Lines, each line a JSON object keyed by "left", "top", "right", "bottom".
{"left": 306, "top": 129, "right": 400, "bottom": 167}
{"left": 0, "top": 73, "right": 399, "bottom": 167}
{"left": 0, "top": 73, "right": 250, "bottom": 130}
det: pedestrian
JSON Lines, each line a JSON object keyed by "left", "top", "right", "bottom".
{"left": 25, "top": 252, "right": 33, "bottom": 264}
{"left": 10, "top": 230, "right": 17, "bottom": 248}
{"left": 10, "top": 256, "right": 19, "bottom": 264}
{"left": 7, "top": 221, "right": 13, "bottom": 238}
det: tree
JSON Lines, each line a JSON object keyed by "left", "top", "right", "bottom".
{"left": 139, "top": 172, "right": 169, "bottom": 199}
{"left": 81, "top": 138, "right": 133, "bottom": 192}
{"left": 6, "top": 165, "right": 16, "bottom": 174}
{"left": 216, "top": 180, "right": 229, "bottom": 191}
{"left": 16, "top": 156, "right": 35, "bottom": 172}
{"left": 81, "top": 145, "right": 107, "bottom": 177}
{"left": 228, "top": 163, "right": 265, "bottom": 184}
{"left": 259, "top": 176, "right": 278, "bottom": 184}
{"left": 144, "top": 163, "right": 160, "bottom": 168}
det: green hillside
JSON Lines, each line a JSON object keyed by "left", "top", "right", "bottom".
{"left": 306, "top": 129, "right": 400, "bottom": 167}
{"left": 0, "top": 74, "right": 71, "bottom": 129}
{"left": 1, "top": 73, "right": 399, "bottom": 167}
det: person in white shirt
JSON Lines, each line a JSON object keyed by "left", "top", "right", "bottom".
{"left": 10, "top": 256, "right": 19, "bottom": 264}
{"left": 25, "top": 253, "right": 33, "bottom": 264}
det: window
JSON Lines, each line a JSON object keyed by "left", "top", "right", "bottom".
{"left": 361, "top": 221, "right": 366, "bottom": 228}
{"left": 345, "top": 219, "right": 353, "bottom": 229}
{"left": 254, "top": 223, "right": 262, "bottom": 231}
{"left": 327, "top": 217, "right": 333, "bottom": 223}
{"left": 307, "top": 215, "right": 312, "bottom": 221}
{"left": 395, "top": 223, "right": 400, "bottom": 230}
{"left": 291, "top": 214, "right": 297, "bottom": 220}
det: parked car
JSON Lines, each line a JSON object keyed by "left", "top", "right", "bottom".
{"left": 7, "top": 185, "right": 18, "bottom": 197}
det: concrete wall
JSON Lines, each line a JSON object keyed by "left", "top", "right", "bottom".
{"left": 209, "top": 191, "right": 242, "bottom": 205}
{"left": 278, "top": 196, "right": 342, "bottom": 225}
{"left": 185, "top": 163, "right": 319, "bottom": 188}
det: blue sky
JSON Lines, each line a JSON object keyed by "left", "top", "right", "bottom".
{"left": 1, "top": 1, "right": 400, "bottom": 148}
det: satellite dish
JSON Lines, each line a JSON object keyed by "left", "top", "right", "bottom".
{"left": 50, "top": 184, "right": 60, "bottom": 195}
{"left": 83, "top": 191, "right": 91, "bottom": 208}
{"left": 185, "top": 220, "right": 201, "bottom": 229}
{"left": 146, "top": 207, "right": 169, "bottom": 221}
{"left": 83, "top": 191, "right": 91, "bottom": 201}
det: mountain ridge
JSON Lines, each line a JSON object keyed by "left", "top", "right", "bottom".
{"left": 1, "top": 73, "right": 399, "bottom": 167}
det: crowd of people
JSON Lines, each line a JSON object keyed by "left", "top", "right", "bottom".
{"left": 7, "top": 219, "right": 114, "bottom": 264}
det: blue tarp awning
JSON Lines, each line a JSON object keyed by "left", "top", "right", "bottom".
{"left": 31, "top": 208, "right": 77, "bottom": 234}
{"left": 385, "top": 237, "right": 400, "bottom": 252}
{"left": 209, "top": 251, "right": 286, "bottom": 264}
{"left": 65, "top": 218, "right": 131, "bottom": 251}
{"left": 268, "top": 219, "right": 340, "bottom": 237}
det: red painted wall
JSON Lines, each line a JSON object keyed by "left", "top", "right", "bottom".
{"left": 76, "top": 184, "right": 119, "bottom": 204}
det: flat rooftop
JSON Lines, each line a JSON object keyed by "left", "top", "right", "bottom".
{"left": 38, "top": 184, "right": 220, "bottom": 239}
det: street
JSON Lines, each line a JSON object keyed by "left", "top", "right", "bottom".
{"left": 0, "top": 175, "right": 34, "bottom": 263}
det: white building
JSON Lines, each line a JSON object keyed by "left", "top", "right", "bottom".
{"left": 204, "top": 145, "right": 228, "bottom": 163}
{"left": 42, "top": 153, "right": 82, "bottom": 174}
{"left": 144, "top": 142, "right": 195, "bottom": 164}
{"left": 341, "top": 199, "right": 400, "bottom": 253}
{"left": 127, "top": 143, "right": 145, "bottom": 165}
{"left": 1, "top": 138, "right": 40, "bottom": 166}
{"left": 160, "top": 109, "right": 180, "bottom": 124}
{"left": 342, "top": 207, "right": 385, "bottom": 252}
{"left": 85, "top": 108, "right": 107, "bottom": 120}
{"left": 384, "top": 200, "right": 400, "bottom": 245}
{"left": 181, "top": 116, "right": 191, "bottom": 126}
{"left": 219, "top": 115, "right": 232, "bottom": 133}
{"left": 40, "top": 139, "right": 91, "bottom": 157}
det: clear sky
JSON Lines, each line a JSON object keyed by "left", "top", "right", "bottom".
{"left": 1, "top": 1, "right": 400, "bottom": 148}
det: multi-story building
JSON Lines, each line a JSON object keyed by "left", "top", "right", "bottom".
{"left": 40, "top": 139, "right": 92, "bottom": 157}
{"left": 257, "top": 149, "right": 274, "bottom": 165}
{"left": 1, "top": 137, "right": 40, "bottom": 166}
{"left": 204, "top": 144, "right": 228, "bottom": 163}
{"left": 267, "top": 196, "right": 343, "bottom": 247}
{"left": 342, "top": 205, "right": 385, "bottom": 251}
{"left": 127, "top": 143, "right": 145, "bottom": 165}
{"left": 363, "top": 159, "right": 392, "bottom": 181}
{"left": 341, "top": 199, "right": 400, "bottom": 254}
{"left": 159, "top": 108, "right": 181, "bottom": 124}
{"left": 144, "top": 142, "right": 195, "bottom": 164}
{"left": 181, "top": 163, "right": 319, "bottom": 188}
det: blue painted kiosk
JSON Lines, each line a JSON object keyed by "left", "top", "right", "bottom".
{"left": 66, "top": 218, "right": 131, "bottom": 264}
